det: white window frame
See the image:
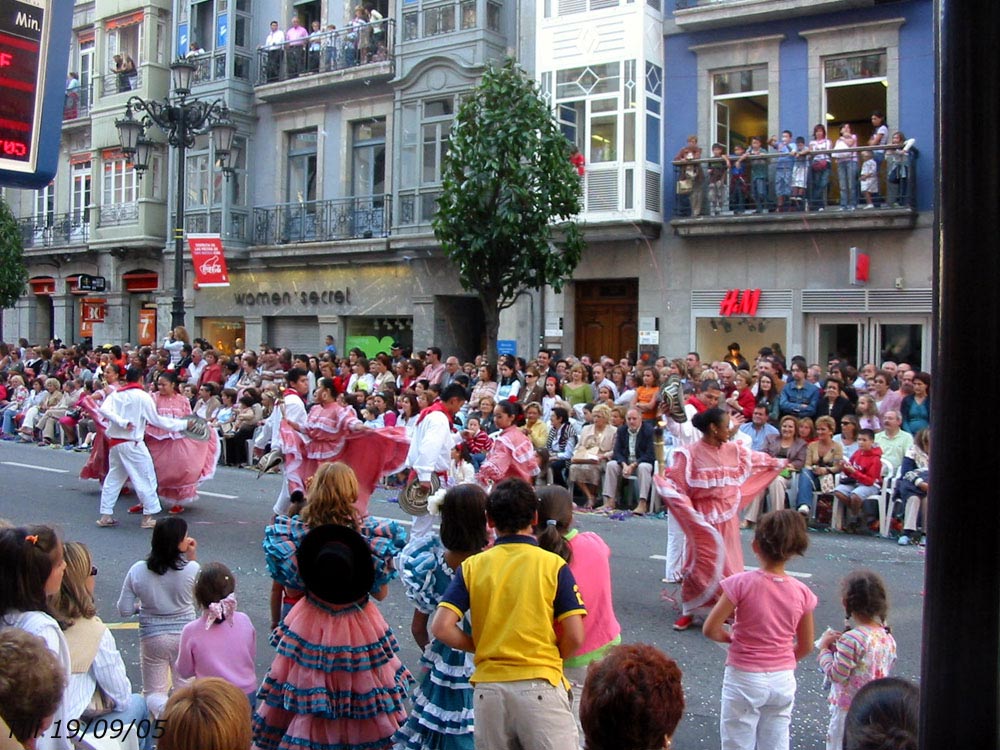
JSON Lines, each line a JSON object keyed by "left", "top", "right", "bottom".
{"left": 103, "top": 156, "right": 139, "bottom": 205}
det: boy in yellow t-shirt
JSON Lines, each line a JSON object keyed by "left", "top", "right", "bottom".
{"left": 433, "top": 477, "right": 586, "bottom": 749}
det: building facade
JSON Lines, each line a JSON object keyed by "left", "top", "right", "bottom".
{"left": 4, "top": 0, "right": 933, "bottom": 370}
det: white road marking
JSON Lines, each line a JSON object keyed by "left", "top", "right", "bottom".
{"left": 2, "top": 462, "right": 67, "bottom": 474}
{"left": 649, "top": 554, "right": 812, "bottom": 579}
{"left": 198, "top": 490, "right": 239, "bottom": 499}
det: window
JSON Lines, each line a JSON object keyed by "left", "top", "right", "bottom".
{"left": 422, "top": 98, "right": 453, "bottom": 183}
{"left": 35, "top": 183, "right": 54, "bottom": 225}
{"left": 460, "top": 1, "right": 476, "bottom": 29}
{"left": 425, "top": 3, "right": 456, "bottom": 36}
{"left": 78, "top": 38, "right": 94, "bottom": 110}
{"left": 646, "top": 61, "right": 662, "bottom": 165}
{"left": 187, "top": 153, "right": 211, "bottom": 207}
{"left": 352, "top": 119, "right": 386, "bottom": 200}
{"left": 103, "top": 155, "right": 139, "bottom": 205}
{"left": 555, "top": 63, "right": 623, "bottom": 164}
{"left": 823, "top": 51, "right": 887, "bottom": 146}
{"left": 70, "top": 161, "right": 91, "bottom": 223}
{"left": 712, "top": 65, "right": 767, "bottom": 152}
{"left": 487, "top": 1, "right": 501, "bottom": 31}
{"left": 286, "top": 129, "right": 318, "bottom": 204}
{"left": 105, "top": 14, "right": 143, "bottom": 70}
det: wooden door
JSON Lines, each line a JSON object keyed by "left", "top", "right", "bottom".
{"left": 575, "top": 280, "right": 638, "bottom": 360}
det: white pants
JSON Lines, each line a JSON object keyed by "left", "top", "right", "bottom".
{"left": 826, "top": 704, "right": 848, "bottom": 750}
{"left": 903, "top": 494, "right": 926, "bottom": 532}
{"left": 665, "top": 510, "right": 686, "bottom": 583}
{"left": 720, "top": 666, "right": 796, "bottom": 750}
{"left": 100, "top": 441, "right": 161, "bottom": 515}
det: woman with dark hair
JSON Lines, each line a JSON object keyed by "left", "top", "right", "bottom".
{"left": 468, "top": 363, "right": 497, "bottom": 412}
{"left": 654, "top": 407, "right": 786, "bottom": 630}
{"left": 393, "top": 483, "right": 488, "bottom": 749}
{"left": 843, "top": 678, "right": 919, "bottom": 750}
{"left": 546, "top": 405, "right": 577, "bottom": 488}
{"left": 900, "top": 371, "right": 930, "bottom": 434}
{"left": 396, "top": 390, "right": 421, "bottom": 433}
{"left": 478, "top": 401, "right": 539, "bottom": 486}
{"left": 816, "top": 378, "right": 853, "bottom": 433}
{"left": 517, "top": 364, "right": 544, "bottom": 405}
{"left": 138, "top": 370, "right": 220, "bottom": 514}
{"left": 117, "top": 517, "right": 199, "bottom": 717}
{"left": 280, "top": 376, "right": 410, "bottom": 515}
{"left": 580, "top": 643, "right": 684, "bottom": 750}
{"left": 808, "top": 123, "right": 833, "bottom": 210}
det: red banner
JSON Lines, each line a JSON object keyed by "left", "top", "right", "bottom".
{"left": 79, "top": 298, "right": 106, "bottom": 338}
{"left": 188, "top": 233, "right": 230, "bottom": 288}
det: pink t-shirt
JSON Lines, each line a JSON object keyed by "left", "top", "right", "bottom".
{"left": 175, "top": 610, "right": 258, "bottom": 693}
{"left": 566, "top": 529, "right": 621, "bottom": 663}
{"left": 721, "top": 569, "right": 817, "bottom": 672}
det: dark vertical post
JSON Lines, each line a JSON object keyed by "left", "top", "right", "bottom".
{"left": 923, "top": 0, "right": 1000, "bottom": 746}
{"left": 172, "top": 104, "right": 187, "bottom": 330}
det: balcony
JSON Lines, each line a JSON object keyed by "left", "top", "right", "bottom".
{"left": 672, "top": 0, "right": 880, "bottom": 31}
{"left": 251, "top": 195, "right": 391, "bottom": 246}
{"left": 101, "top": 70, "right": 144, "bottom": 99}
{"left": 185, "top": 209, "right": 251, "bottom": 243}
{"left": 18, "top": 213, "right": 90, "bottom": 249}
{"left": 669, "top": 145, "right": 918, "bottom": 237}
{"left": 63, "top": 82, "right": 95, "bottom": 125}
{"left": 254, "top": 20, "right": 394, "bottom": 102}
{"left": 98, "top": 202, "right": 140, "bottom": 227}
{"left": 189, "top": 50, "right": 254, "bottom": 86}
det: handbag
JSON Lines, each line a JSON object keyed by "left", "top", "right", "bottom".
{"left": 676, "top": 178, "right": 693, "bottom": 195}
{"left": 82, "top": 684, "right": 115, "bottom": 719}
{"left": 819, "top": 473, "right": 836, "bottom": 493}
{"left": 811, "top": 158, "right": 829, "bottom": 172}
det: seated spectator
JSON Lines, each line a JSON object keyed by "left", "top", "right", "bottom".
{"left": 0, "top": 629, "right": 66, "bottom": 750}
{"left": 601, "top": 408, "right": 655, "bottom": 514}
{"left": 725, "top": 370, "right": 756, "bottom": 420}
{"left": 53, "top": 542, "right": 149, "bottom": 749}
{"left": 569, "top": 403, "right": 616, "bottom": 509}
{"left": 874, "top": 411, "right": 912, "bottom": 471}
{"left": 816, "top": 378, "right": 853, "bottom": 433}
{"left": 546, "top": 405, "right": 578, "bottom": 488}
{"left": 895, "top": 428, "right": 929, "bottom": 545}
{"left": 743, "top": 415, "right": 807, "bottom": 527}
{"left": 223, "top": 391, "right": 259, "bottom": 466}
{"left": 836, "top": 414, "right": 861, "bottom": 460}
{"left": 193, "top": 382, "right": 221, "bottom": 420}
{"left": 900, "top": 372, "right": 930, "bottom": 434}
{"left": 796, "top": 415, "right": 844, "bottom": 518}
{"left": 856, "top": 394, "right": 882, "bottom": 432}
{"left": 797, "top": 416, "right": 817, "bottom": 443}
{"left": 475, "top": 395, "right": 496, "bottom": 434}
{"left": 461, "top": 416, "right": 493, "bottom": 471}
{"left": 843, "top": 678, "right": 919, "bottom": 750}
{"left": 520, "top": 401, "right": 549, "bottom": 450}
{"left": 579, "top": 643, "right": 684, "bottom": 750}
{"left": 834, "top": 428, "right": 884, "bottom": 533}
{"left": 157, "top": 678, "right": 252, "bottom": 750}
{"left": 738, "top": 404, "right": 778, "bottom": 452}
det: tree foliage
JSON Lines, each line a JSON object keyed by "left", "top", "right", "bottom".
{"left": 0, "top": 197, "right": 27, "bottom": 309}
{"left": 433, "top": 57, "right": 585, "bottom": 360}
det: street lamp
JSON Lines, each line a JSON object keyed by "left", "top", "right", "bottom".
{"left": 115, "top": 58, "right": 237, "bottom": 330}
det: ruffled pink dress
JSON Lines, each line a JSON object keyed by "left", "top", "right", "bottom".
{"left": 79, "top": 388, "right": 116, "bottom": 482}
{"left": 477, "top": 426, "right": 539, "bottom": 486}
{"left": 279, "top": 402, "right": 410, "bottom": 516}
{"left": 144, "top": 392, "right": 220, "bottom": 506}
{"left": 654, "top": 440, "right": 784, "bottom": 616}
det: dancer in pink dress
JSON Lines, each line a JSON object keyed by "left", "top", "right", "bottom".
{"left": 477, "top": 401, "right": 539, "bottom": 487}
{"left": 138, "top": 371, "right": 220, "bottom": 514}
{"left": 654, "top": 407, "right": 786, "bottom": 631}
{"left": 279, "top": 377, "right": 409, "bottom": 516}
{"left": 79, "top": 363, "right": 124, "bottom": 483}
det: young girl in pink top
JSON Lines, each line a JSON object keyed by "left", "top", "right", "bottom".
{"left": 703, "top": 509, "right": 817, "bottom": 750}
{"left": 175, "top": 562, "right": 257, "bottom": 705}
{"left": 535, "top": 487, "right": 622, "bottom": 689}
{"left": 817, "top": 569, "right": 896, "bottom": 750}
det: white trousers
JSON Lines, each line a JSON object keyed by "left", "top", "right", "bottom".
{"left": 720, "top": 666, "right": 796, "bottom": 750}
{"left": 100, "top": 441, "right": 161, "bottom": 515}
{"left": 272, "top": 468, "right": 292, "bottom": 516}
{"left": 826, "top": 704, "right": 848, "bottom": 750}
{"left": 665, "top": 510, "right": 686, "bottom": 583}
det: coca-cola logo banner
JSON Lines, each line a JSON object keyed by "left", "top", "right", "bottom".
{"left": 188, "top": 233, "right": 230, "bottom": 288}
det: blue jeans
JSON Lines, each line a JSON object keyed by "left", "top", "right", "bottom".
{"left": 2, "top": 407, "right": 17, "bottom": 434}
{"left": 837, "top": 160, "right": 857, "bottom": 208}
{"left": 797, "top": 469, "right": 820, "bottom": 513}
{"left": 752, "top": 176, "right": 769, "bottom": 211}
{"left": 809, "top": 166, "right": 830, "bottom": 209}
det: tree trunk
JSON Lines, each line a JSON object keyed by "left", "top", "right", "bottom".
{"left": 480, "top": 291, "right": 501, "bottom": 364}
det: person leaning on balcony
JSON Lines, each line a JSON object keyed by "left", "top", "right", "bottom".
{"left": 674, "top": 135, "right": 704, "bottom": 217}
{"left": 64, "top": 72, "right": 80, "bottom": 117}
{"left": 365, "top": 2, "right": 384, "bottom": 62}
{"left": 261, "top": 20, "right": 285, "bottom": 81}
{"left": 285, "top": 16, "right": 309, "bottom": 76}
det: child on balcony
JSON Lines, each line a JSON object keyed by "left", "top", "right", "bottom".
{"left": 707, "top": 143, "right": 731, "bottom": 217}
{"left": 860, "top": 151, "right": 879, "bottom": 209}
{"left": 747, "top": 136, "right": 770, "bottom": 213}
{"left": 771, "top": 130, "right": 795, "bottom": 212}
{"left": 730, "top": 144, "right": 749, "bottom": 214}
{"left": 792, "top": 136, "right": 809, "bottom": 211}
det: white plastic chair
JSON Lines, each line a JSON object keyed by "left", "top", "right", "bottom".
{"left": 831, "top": 459, "right": 894, "bottom": 532}
{"left": 878, "top": 464, "right": 903, "bottom": 537}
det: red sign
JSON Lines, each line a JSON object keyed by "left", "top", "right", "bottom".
{"left": 719, "top": 288, "right": 761, "bottom": 317}
{"left": 138, "top": 308, "right": 156, "bottom": 346}
{"left": 188, "top": 233, "right": 230, "bottom": 287}
{"left": 79, "top": 297, "right": 106, "bottom": 338}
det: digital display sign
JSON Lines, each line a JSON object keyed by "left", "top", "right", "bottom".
{"left": 0, "top": 0, "right": 71, "bottom": 188}
{"left": 0, "top": 0, "right": 45, "bottom": 170}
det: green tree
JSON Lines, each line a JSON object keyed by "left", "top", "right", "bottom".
{"left": 0, "top": 197, "right": 27, "bottom": 309}
{"left": 433, "top": 57, "right": 585, "bottom": 362}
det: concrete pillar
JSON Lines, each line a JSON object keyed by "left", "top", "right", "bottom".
{"left": 411, "top": 295, "right": 434, "bottom": 352}
{"left": 243, "top": 316, "right": 264, "bottom": 353}
{"left": 317, "top": 315, "right": 342, "bottom": 354}
{"left": 50, "top": 294, "right": 75, "bottom": 345}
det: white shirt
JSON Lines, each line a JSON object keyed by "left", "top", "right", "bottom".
{"left": 162, "top": 338, "right": 185, "bottom": 366}
{"left": 406, "top": 409, "right": 461, "bottom": 482}
{"left": 186, "top": 358, "right": 207, "bottom": 386}
{"left": 99, "top": 386, "right": 189, "bottom": 440}
{"left": 256, "top": 391, "right": 307, "bottom": 451}
{"left": 64, "top": 626, "right": 133, "bottom": 721}
{"left": 264, "top": 28, "right": 285, "bottom": 48}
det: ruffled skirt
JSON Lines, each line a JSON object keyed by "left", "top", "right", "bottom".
{"left": 253, "top": 595, "right": 413, "bottom": 750}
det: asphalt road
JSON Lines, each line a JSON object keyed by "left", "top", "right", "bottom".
{"left": 0, "top": 440, "right": 925, "bottom": 749}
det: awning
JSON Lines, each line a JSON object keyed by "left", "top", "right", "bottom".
{"left": 122, "top": 271, "right": 158, "bottom": 292}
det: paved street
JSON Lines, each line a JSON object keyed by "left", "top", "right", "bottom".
{"left": 0, "top": 440, "right": 925, "bottom": 749}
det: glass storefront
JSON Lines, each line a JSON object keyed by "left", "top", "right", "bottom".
{"left": 694, "top": 317, "right": 788, "bottom": 367}
{"left": 344, "top": 316, "right": 412, "bottom": 359}
{"left": 200, "top": 317, "right": 246, "bottom": 355}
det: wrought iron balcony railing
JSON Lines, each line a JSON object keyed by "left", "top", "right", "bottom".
{"left": 18, "top": 213, "right": 91, "bottom": 248}
{"left": 252, "top": 195, "right": 391, "bottom": 245}
{"left": 255, "top": 19, "right": 394, "bottom": 85}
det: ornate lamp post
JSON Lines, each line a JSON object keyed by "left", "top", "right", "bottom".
{"left": 115, "top": 58, "right": 237, "bottom": 329}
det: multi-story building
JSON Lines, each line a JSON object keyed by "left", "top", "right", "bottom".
{"left": 4, "top": 0, "right": 933, "bottom": 370}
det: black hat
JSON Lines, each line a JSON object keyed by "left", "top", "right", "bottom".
{"left": 297, "top": 524, "right": 374, "bottom": 604}
{"left": 390, "top": 340, "right": 402, "bottom": 350}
